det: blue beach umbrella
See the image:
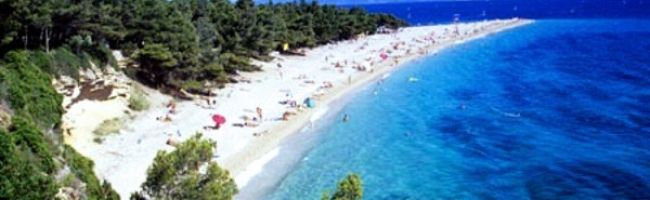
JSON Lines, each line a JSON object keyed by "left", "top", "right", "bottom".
{"left": 304, "top": 97, "right": 316, "bottom": 108}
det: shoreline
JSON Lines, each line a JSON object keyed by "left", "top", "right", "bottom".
{"left": 59, "top": 18, "right": 532, "bottom": 198}
{"left": 226, "top": 19, "right": 533, "bottom": 198}
{"left": 234, "top": 78, "right": 369, "bottom": 200}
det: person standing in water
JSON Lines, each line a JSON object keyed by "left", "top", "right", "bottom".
{"left": 343, "top": 114, "right": 350, "bottom": 123}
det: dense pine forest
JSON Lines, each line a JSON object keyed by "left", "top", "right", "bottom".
{"left": 1, "top": 0, "right": 406, "bottom": 93}
{"left": 0, "top": 0, "right": 404, "bottom": 199}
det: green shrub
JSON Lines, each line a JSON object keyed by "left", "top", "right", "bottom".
{"left": 219, "top": 53, "right": 257, "bottom": 74}
{"left": 322, "top": 173, "right": 363, "bottom": 200}
{"left": 93, "top": 137, "right": 104, "bottom": 144}
{"left": 128, "top": 86, "right": 150, "bottom": 111}
{"left": 0, "top": 51, "right": 64, "bottom": 130}
{"left": 93, "top": 118, "right": 123, "bottom": 136}
{"left": 178, "top": 79, "right": 203, "bottom": 92}
{"left": 28, "top": 51, "right": 57, "bottom": 76}
{"left": 67, "top": 35, "right": 117, "bottom": 68}
{"left": 85, "top": 44, "right": 118, "bottom": 68}
{"left": 64, "top": 145, "right": 120, "bottom": 200}
{"left": 62, "top": 173, "right": 77, "bottom": 187}
{"left": 0, "top": 130, "right": 58, "bottom": 200}
{"left": 51, "top": 47, "right": 89, "bottom": 78}
{"left": 9, "top": 116, "right": 57, "bottom": 173}
{"left": 27, "top": 46, "right": 116, "bottom": 80}
{"left": 201, "top": 62, "right": 230, "bottom": 84}
{"left": 138, "top": 134, "right": 237, "bottom": 199}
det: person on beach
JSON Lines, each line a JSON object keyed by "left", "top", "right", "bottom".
{"left": 167, "top": 100, "right": 177, "bottom": 114}
{"left": 203, "top": 123, "right": 220, "bottom": 130}
{"left": 256, "top": 107, "right": 263, "bottom": 120}
{"left": 166, "top": 138, "right": 178, "bottom": 147}
{"left": 244, "top": 121, "right": 259, "bottom": 128}
{"left": 282, "top": 112, "right": 289, "bottom": 121}
{"left": 159, "top": 114, "right": 172, "bottom": 122}
{"left": 254, "top": 130, "right": 269, "bottom": 137}
{"left": 282, "top": 111, "right": 293, "bottom": 121}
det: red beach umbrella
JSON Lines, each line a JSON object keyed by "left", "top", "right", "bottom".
{"left": 212, "top": 114, "right": 226, "bottom": 125}
{"left": 380, "top": 53, "right": 388, "bottom": 60}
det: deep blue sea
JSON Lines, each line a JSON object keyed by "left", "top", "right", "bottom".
{"left": 345, "top": 0, "right": 650, "bottom": 25}
{"left": 263, "top": 1, "right": 650, "bottom": 200}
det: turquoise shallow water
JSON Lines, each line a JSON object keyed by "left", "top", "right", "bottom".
{"left": 267, "top": 20, "right": 650, "bottom": 199}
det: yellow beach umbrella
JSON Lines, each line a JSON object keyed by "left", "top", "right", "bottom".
{"left": 282, "top": 43, "right": 289, "bottom": 51}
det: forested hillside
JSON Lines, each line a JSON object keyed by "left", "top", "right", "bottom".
{"left": 1, "top": 0, "right": 406, "bottom": 93}
{"left": 0, "top": 0, "right": 405, "bottom": 199}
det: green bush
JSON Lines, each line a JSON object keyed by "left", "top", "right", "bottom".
{"left": 64, "top": 145, "right": 120, "bottom": 200}
{"left": 321, "top": 173, "right": 363, "bottom": 200}
{"left": 51, "top": 47, "right": 90, "bottom": 78}
{"left": 28, "top": 50, "right": 57, "bottom": 76}
{"left": 93, "top": 118, "right": 123, "bottom": 136}
{"left": 27, "top": 46, "right": 117, "bottom": 79}
{"left": 67, "top": 35, "right": 117, "bottom": 68}
{"left": 0, "top": 51, "right": 64, "bottom": 130}
{"left": 1, "top": 50, "right": 120, "bottom": 200}
{"left": 85, "top": 44, "right": 118, "bottom": 68}
{"left": 220, "top": 53, "right": 257, "bottom": 74}
{"left": 0, "top": 130, "right": 58, "bottom": 200}
{"left": 138, "top": 133, "right": 238, "bottom": 200}
{"left": 9, "top": 116, "right": 57, "bottom": 173}
{"left": 128, "top": 86, "right": 150, "bottom": 111}
{"left": 178, "top": 79, "right": 203, "bottom": 92}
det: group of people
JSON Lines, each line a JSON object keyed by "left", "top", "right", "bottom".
{"left": 320, "top": 81, "right": 334, "bottom": 89}
{"left": 234, "top": 107, "right": 263, "bottom": 128}
{"left": 156, "top": 100, "right": 177, "bottom": 122}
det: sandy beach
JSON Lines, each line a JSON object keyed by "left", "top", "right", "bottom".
{"left": 60, "top": 18, "right": 532, "bottom": 198}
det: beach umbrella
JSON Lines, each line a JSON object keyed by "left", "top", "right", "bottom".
{"left": 304, "top": 98, "right": 316, "bottom": 108}
{"left": 212, "top": 114, "right": 226, "bottom": 125}
{"left": 283, "top": 43, "right": 289, "bottom": 51}
{"left": 380, "top": 53, "right": 389, "bottom": 60}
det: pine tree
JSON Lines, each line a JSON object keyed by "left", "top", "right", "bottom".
{"left": 136, "top": 134, "right": 238, "bottom": 200}
{"left": 322, "top": 173, "right": 363, "bottom": 200}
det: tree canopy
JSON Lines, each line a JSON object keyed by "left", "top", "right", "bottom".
{"left": 322, "top": 173, "right": 364, "bottom": 200}
{"left": 1, "top": 0, "right": 407, "bottom": 94}
{"left": 133, "top": 133, "right": 238, "bottom": 200}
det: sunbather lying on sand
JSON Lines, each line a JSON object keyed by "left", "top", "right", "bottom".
{"left": 253, "top": 130, "right": 270, "bottom": 137}
{"left": 166, "top": 138, "right": 178, "bottom": 147}
{"left": 321, "top": 81, "right": 334, "bottom": 89}
{"left": 233, "top": 120, "right": 259, "bottom": 128}
{"left": 282, "top": 111, "right": 297, "bottom": 121}
{"left": 156, "top": 114, "right": 173, "bottom": 122}
{"left": 203, "top": 124, "right": 221, "bottom": 130}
